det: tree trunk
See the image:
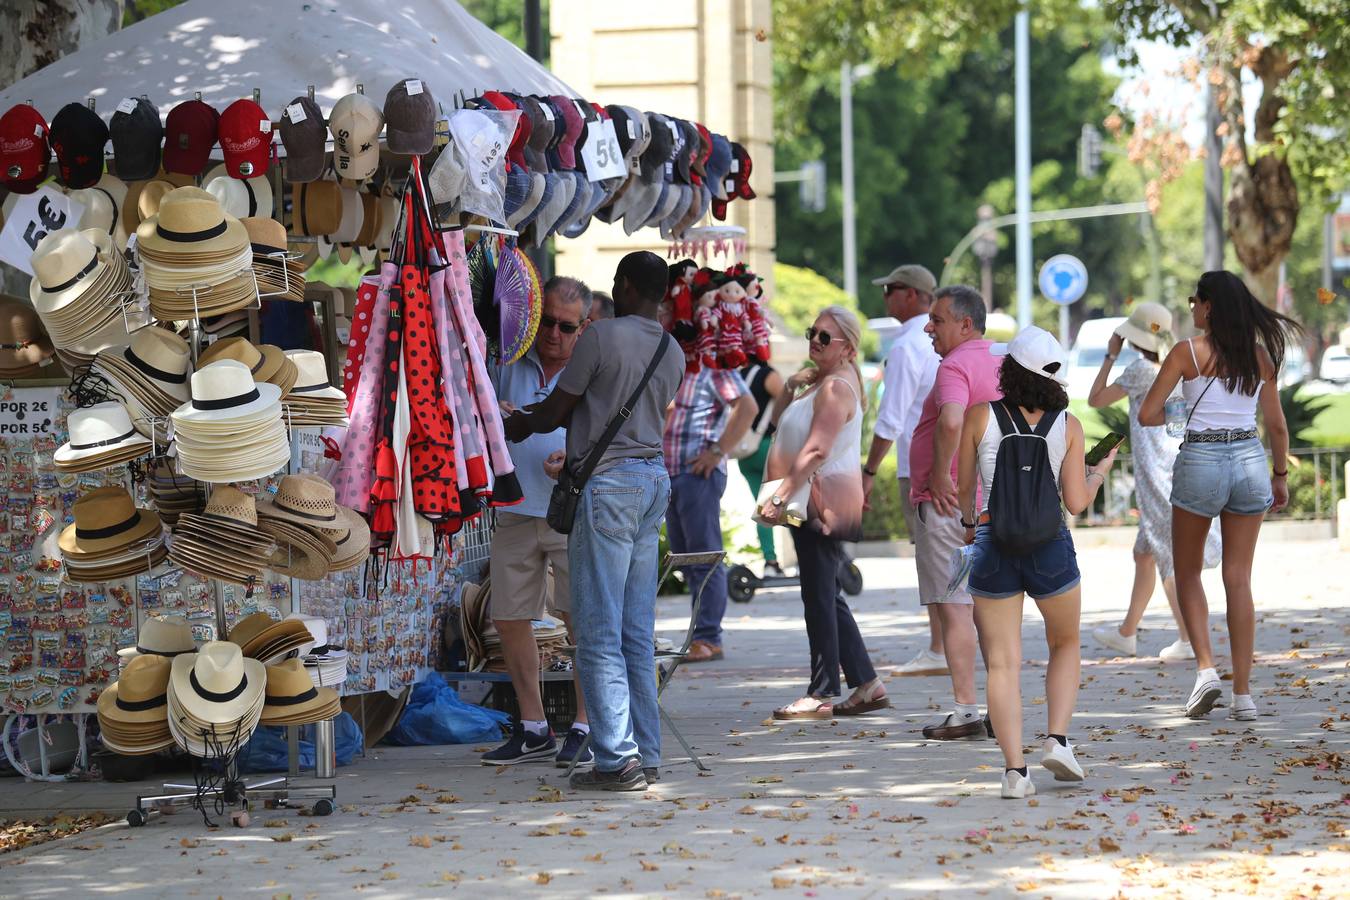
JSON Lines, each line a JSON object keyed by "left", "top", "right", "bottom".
{"left": 1227, "top": 152, "right": 1298, "bottom": 305}
{"left": 0, "top": 0, "right": 124, "bottom": 90}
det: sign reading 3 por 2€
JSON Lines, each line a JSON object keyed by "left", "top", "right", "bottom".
{"left": 0, "top": 387, "right": 62, "bottom": 436}
{"left": 1038, "top": 254, "right": 1089, "bottom": 306}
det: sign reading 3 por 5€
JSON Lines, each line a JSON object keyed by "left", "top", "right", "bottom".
{"left": 0, "top": 186, "right": 85, "bottom": 276}
{"left": 0, "top": 387, "right": 63, "bottom": 436}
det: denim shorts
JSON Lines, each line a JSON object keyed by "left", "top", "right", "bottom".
{"left": 967, "top": 524, "right": 1081, "bottom": 601}
{"left": 1170, "top": 437, "right": 1273, "bottom": 518}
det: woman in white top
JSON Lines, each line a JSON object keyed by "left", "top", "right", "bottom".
{"left": 957, "top": 327, "right": 1117, "bottom": 799}
{"left": 1139, "top": 271, "right": 1299, "bottom": 722}
{"left": 758, "top": 307, "right": 887, "bottom": 720}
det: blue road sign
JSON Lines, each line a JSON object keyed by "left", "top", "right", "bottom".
{"left": 1038, "top": 254, "right": 1088, "bottom": 306}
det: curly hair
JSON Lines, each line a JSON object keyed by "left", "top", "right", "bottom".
{"left": 997, "top": 356, "right": 1068, "bottom": 412}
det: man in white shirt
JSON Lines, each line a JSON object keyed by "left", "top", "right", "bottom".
{"left": 861, "top": 263, "right": 945, "bottom": 676}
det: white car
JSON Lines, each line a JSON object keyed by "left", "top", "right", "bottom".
{"left": 1067, "top": 317, "right": 1140, "bottom": 401}
{"left": 1320, "top": 345, "right": 1350, "bottom": 384}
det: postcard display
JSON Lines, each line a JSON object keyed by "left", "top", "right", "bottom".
{"left": 0, "top": 389, "right": 458, "bottom": 720}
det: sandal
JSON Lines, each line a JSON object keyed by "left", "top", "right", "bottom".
{"left": 772, "top": 696, "right": 834, "bottom": 720}
{"left": 833, "top": 678, "right": 890, "bottom": 717}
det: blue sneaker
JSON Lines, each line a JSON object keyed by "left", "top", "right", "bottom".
{"left": 554, "top": 727, "right": 595, "bottom": 769}
{"left": 481, "top": 723, "right": 555, "bottom": 765}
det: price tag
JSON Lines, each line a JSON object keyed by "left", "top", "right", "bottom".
{"left": 540, "top": 103, "right": 553, "bottom": 122}
{"left": 115, "top": 98, "right": 137, "bottom": 115}
{"left": 259, "top": 120, "right": 272, "bottom": 133}
{"left": 285, "top": 103, "right": 306, "bottom": 123}
{"left": 580, "top": 120, "right": 625, "bottom": 181}
{"left": 406, "top": 79, "right": 423, "bottom": 96}
{"left": 0, "top": 187, "right": 85, "bottom": 276}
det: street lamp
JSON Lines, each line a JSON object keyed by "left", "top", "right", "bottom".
{"left": 840, "top": 61, "right": 875, "bottom": 301}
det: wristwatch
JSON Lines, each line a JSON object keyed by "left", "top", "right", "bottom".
{"left": 862, "top": 465, "right": 878, "bottom": 477}
{"left": 771, "top": 495, "right": 784, "bottom": 508}
{"left": 709, "top": 444, "right": 726, "bottom": 458}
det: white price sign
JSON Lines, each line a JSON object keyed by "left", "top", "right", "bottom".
{"left": 0, "top": 387, "right": 62, "bottom": 437}
{"left": 580, "top": 120, "right": 626, "bottom": 182}
{"left": 0, "top": 187, "right": 85, "bottom": 276}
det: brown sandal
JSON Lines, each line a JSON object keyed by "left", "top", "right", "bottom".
{"left": 772, "top": 697, "right": 834, "bottom": 720}
{"left": 833, "top": 679, "right": 890, "bottom": 717}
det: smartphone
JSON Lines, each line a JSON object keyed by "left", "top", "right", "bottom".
{"left": 1086, "top": 431, "right": 1127, "bottom": 466}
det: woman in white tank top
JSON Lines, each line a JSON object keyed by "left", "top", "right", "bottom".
{"left": 955, "top": 327, "right": 1118, "bottom": 799}
{"left": 1138, "top": 271, "right": 1301, "bottom": 724}
{"left": 759, "top": 307, "right": 886, "bottom": 721}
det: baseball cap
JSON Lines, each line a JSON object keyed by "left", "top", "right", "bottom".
{"left": 870, "top": 263, "right": 937, "bottom": 293}
{"left": 705, "top": 133, "right": 732, "bottom": 201}
{"left": 329, "top": 92, "right": 384, "bottom": 181}
{"left": 730, "top": 142, "right": 756, "bottom": 200}
{"left": 482, "top": 91, "right": 529, "bottom": 170}
{"left": 385, "top": 78, "right": 435, "bottom": 156}
{"left": 549, "top": 95, "right": 584, "bottom": 170}
{"left": 640, "top": 113, "right": 675, "bottom": 181}
{"left": 520, "top": 96, "right": 553, "bottom": 171}
{"left": 162, "top": 99, "right": 219, "bottom": 177}
{"left": 50, "top": 103, "right": 108, "bottom": 189}
{"left": 219, "top": 99, "right": 273, "bottom": 178}
{"left": 990, "top": 326, "right": 1069, "bottom": 386}
{"left": 109, "top": 97, "right": 163, "bottom": 181}
{"left": 0, "top": 103, "right": 51, "bottom": 194}
{"left": 279, "top": 96, "right": 326, "bottom": 183}
{"left": 692, "top": 123, "right": 712, "bottom": 181}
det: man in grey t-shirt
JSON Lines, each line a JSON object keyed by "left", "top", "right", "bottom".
{"left": 504, "top": 250, "right": 683, "bottom": 792}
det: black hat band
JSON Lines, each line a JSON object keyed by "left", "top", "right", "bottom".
{"left": 43, "top": 254, "right": 100, "bottom": 294}
{"left": 273, "top": 496, "right": 337, "bottom": 523}
{"left": 191, "top": 387, "right": 260, "bottom": 411}
{"left": 155, "top": 219, "right": 228, "bottom": 243}
{"left": 125, "top": 346, "right": 188, "bottom": 384}
{"left": 138, "top": 645, "right": 193, "bottom": 657}
{"left": 70, "top": 426, "right": 141, "bottom": 450}
{"left": 265, "top": 686, "right": 318, "bottom": 707}
{"left": 76, "top": 509, "right": 142, "bottom": 540}
{"left": 189, "top": 669, "right": 248, "bottom": 704}
{"left": 116, "top": 692, "right": 168, "bottom": 712}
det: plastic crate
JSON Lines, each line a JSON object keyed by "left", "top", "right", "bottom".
{"left": 484, "top": 677, "right": 577, "bottom": 734}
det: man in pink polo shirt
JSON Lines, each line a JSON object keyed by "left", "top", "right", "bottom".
{"left": 909, "top": 285, "right": 1002, "bottom": 740}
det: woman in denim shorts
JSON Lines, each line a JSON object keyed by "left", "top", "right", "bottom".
{"left": 1140, "top": 271, "right": 1300, "bottom": 723}
{"left": 955, "top": 327, "right": 1118, "bottom": 799}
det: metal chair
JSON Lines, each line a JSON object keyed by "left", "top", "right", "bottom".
{"left": 564, "top": 549, "right": 726, "bottom": 777}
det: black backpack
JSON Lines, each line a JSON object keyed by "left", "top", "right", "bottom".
{"left": 987, "top": 402, "right": 1065, "bottom": 555}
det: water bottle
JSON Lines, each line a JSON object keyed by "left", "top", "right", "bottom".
{"left": 1164, "top": 394, "right": 1187, "bottom": 438}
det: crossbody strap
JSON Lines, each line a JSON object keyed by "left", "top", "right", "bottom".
{"left": 572, "top": 331, "right": 672, "bottom": 487}
{"left": 1183, "top": 340, "right": 1217, "bottom": 436}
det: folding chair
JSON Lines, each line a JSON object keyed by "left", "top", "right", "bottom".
{"left": 564, "top": 549, "right": 726, "bottom": 777}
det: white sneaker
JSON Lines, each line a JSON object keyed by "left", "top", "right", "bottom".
{"left": 1040, "top": 740, "right": 1085, "bottom": 782}
{"left": 1092, "top": 625, "right": 1137, "bottom": 656}
{"left": 893, "top": 647, "right": 950, "bottom": 677}
{"left": 1159, "top": 639, "right": 1195, "bottom": 661}
{"left": 1001, "top": 769, "right": 1036, "bottom": 799}
{"left": 1230, "top": 694, "right": 1257, "bottom": 721}
{"left": 1186, "top": 670, "right": 1223, "bottom": 718}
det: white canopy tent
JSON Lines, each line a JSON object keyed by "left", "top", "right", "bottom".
{"left": 0, "top": 0, "right": 575, "bottom": 119}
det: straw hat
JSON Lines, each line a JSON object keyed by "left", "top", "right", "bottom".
{"left": 54, "top": 401, "right": 152, "bottom": 471}
{"left": 116, "top": 615, "right": 196, "bottom": 660}
{"left": 29, "top": 227, "right": 120, "bottom": 312}
{"left": 1114, "top": 302, "right": 1173, "bottom": 355}
{"left": 0, "top": 294, "right": 56, "bottom": 376}
{"left": 172, "top": 359, "right": 282, "bottom": 426}
{"left": 147, "top": 459, "right": 204, "bottom": 525}
{"left": 169, "top": 486, "right": 276, "bottom": 586}
{"left": 257, "top": 473, "right": 363, "bottom": 542}
{"left": 243, "top": 217, "right": 307, "bottom": 302}
{"left": 226, "top": 612, "right": 313, "bottom": 664}
{"left": 202, "top": 163, "right": 274, "bottom": 220}
{"left": 137, "top": 186, "right": 248, "bottom": 258}
{"left": 197, "top": 337, "right": 297, "bottom": 393}
{"left": 261, "top": 659, "right": 340, "bottom": 725}
{"left": 258, "top": 518, "right": 337, "bottom": 581}
{"left": 137, "top": 187, "right": 257, "bottom": 321}
{"left": 97, "top": 654, "right": 175, "bottom": 754}
{"left": 167, "top": 642, "right": 266, "bottom": 754}
{"left": 290, "top": 180, "right": 343, "bottom": 236}
{"left": 59, "top": 486, "right": 163, "bottom": 558}
{"left": 169, "top": 360, "right": 288, "bottom": 482}
{"left": 94, "top": 324, "right": 193, "bottom": 413}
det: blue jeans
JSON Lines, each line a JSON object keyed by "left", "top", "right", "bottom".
{"left": 967, "top": 523, "right": 1082, "bottom": 601}
{"left": 570, "top": 457, "right": 671, "bottom": 772}
{"left": 1171, "top": 437, "right": 1274, "bottom": 517}
{"left": 666, "top": 469, "right": 729, "bottom": 646}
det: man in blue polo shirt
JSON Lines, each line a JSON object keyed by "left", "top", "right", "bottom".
{"left": 481, "top": 276, "right": 595, "bottom": 769}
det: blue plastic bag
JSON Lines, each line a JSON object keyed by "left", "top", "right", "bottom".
{"left": 238, "top": 712, "right": 364, "bottom": 774}
{"left": 383, "top": 674, "right": 509, "bottom": 746}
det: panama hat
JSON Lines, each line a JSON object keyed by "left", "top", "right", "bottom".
{"left": 282, "top": 349, "right": 344, "bottom": 402}
{"left": 169, "top": 486, "right": 276, "bottom": 586}
{"left": 257, "top": 473, "right": 363, "bottom": 536}
{"left": 59, "top": 486, "right": 163, "bottom": 558}
{"left": 284, "top": 614, "right": 329, "bottom": 658}
{"left": 261, "top": 659, "right": 340, "bottom": 725}
{"left": 96, "top": 325, "right": 192, "bottom": 409}
{"left": 1114, "top": 302, "right": 1173, "bottom": 354}
{"left": 197, "top": 337, "right": 296, "bottom": 393}
{"left": 172, "top": 359, "right": 283, "bottom": 426}
{"left": 97, "top": 655, "right": 175, "bottom": 754}
{"left": 290, "top": 180, "right": 343, "bottom": 236}
{"left": 54, "top": 402, "right": 152, "bottom": 470}
{"left": 226, "top": 612, "right": 313, "bottom": 664}
{"left": 116, "top": 615, "right": 196, "bottom": 660}
{"left": 28, "top": 227, "right": 120, "bottom": 312}
{"left": 167, "top": 642, "right": 265, "bottom": 742}
{"left": 202, "top": 163, "right": 274, "bottom": 220}
{"left": 147, "top": 460, "right": 204, "bottom": 525}
{"left": 259, "top": 518, "right": 337, "bottom": 581}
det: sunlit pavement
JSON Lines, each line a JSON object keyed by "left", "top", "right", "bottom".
{"left": 3, "top": 539, "right": 1347, "bottom": 898}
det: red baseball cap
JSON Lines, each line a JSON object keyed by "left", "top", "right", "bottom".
{"left": 0, "top": 104, "right": 51, "bottom": 194}
{"left": 163, "top": 99, "right": 220, "bottom": 177}
{"left": 482, "top": 91, "right": 529, "bottom": 171}
{"left": 218, "top": 99, "right": 273, "bottom": 178}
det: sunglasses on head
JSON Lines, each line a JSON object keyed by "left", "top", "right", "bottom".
{"left": 540, "top": 314, "right": 581, "bottom": 334}
{"left": 805, "top": 327, "right": 836, "bottom": 347}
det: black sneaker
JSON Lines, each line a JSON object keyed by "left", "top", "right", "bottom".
{"left": 763, "top": 561, "right": 784, "bottom": 578}
{"left": 554, "top": 728, "right": 595, "bottom": 769}
{"left": 569, "top": 757, "right": 647, "bottom": 791}
{"left": 643, "top": 767, "right": 660, "bottom": 783}
{"left": 481, "top": 723, "right": 555, "bottom": 765}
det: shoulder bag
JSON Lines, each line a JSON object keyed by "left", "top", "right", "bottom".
{"left": 546, "top": 332, "right": 672, "bottom": 534}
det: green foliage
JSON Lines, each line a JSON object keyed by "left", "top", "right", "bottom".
{"left": 1278, "top": 383, "right": 1333, "bottom": 450}
{"left": 123, "top": 0, "right": 185, "bottom": 27}
{"left": 860, "top": 453, "right": 909, "bottom": 542}
{"left": 772, "top": 263, "right": 879, "bottom": 357}
{"left": 1096, "top": 402, "right": 1131, "bottom": 442}
{"left": 1282, "top": 454, "right": 1339, "bottom": 520}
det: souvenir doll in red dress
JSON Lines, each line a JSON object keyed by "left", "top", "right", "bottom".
{"left": 663, "top": 258, "right": 700, "bottom": 372}
{"left": 727, "top": 263, "right": 771, "bottom": 363}
{"left": 692, "top": 268, "right": 725, "bottom": 370}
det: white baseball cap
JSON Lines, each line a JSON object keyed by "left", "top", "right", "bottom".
{"left": 329, "top": 93, "right": 385, "bottom": 181}
{"left": 990, "top": 325, "right": 1069, "bottom": 385}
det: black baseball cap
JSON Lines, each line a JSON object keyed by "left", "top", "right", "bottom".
{"left": 50, "top": 103, "right": 108, "bottom": 189}
{"left": 279, "top": 96, "right": 327, "bottom": 183}
{"left": 109, "top": 97, "right": 163, "bottom": 181}
{"left": 384, "top": 78, "right": 436, "bottom": 156}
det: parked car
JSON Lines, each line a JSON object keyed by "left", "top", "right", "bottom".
{"left": 1067, "top": 317, "right": 1140, "bottom": 400}
{"left": 1319, "top": 345, "right": 1350, "bottom": 384}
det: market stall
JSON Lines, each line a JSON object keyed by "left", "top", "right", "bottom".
{"left": 0, "top": 0, "right": 763, "bottom": 818}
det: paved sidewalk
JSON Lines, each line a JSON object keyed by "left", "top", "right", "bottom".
{"left": 2, "top": 540, "right": 1348, "bottom": 898}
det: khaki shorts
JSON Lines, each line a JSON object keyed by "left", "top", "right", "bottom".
{"left": 912, "top": 501, "right": 972, "bottom": 606}
{"left": 489, "top": 511, "right": 571, "bottom": 621}
{"left": 897, "top": 477, "right": 918, "bottom": 544}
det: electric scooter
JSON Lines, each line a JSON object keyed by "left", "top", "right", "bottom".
{"left": 727, "top": 557, "right": 863, "bottom": 604}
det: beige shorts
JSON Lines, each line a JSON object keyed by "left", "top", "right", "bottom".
{"left": 912, "top": 501, "right": 971, "bottom": 606}
{"left": 489, "top": 511, "right": 571, "bottom": 621}
{"left": 897, "top": 477, "right": 918, "bottom": 544}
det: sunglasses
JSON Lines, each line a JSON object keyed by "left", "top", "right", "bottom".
{"left": 805, "top": 327, "right": 838, "bottom": 347}
{"left": 884, "top": 283, "right": 907, "bottom": 295}
{"left": 539, "top": 314, "right": 582, "bottom": 334}
{"left": 1187, "top": 295, "right": 1206, "bottom": 307}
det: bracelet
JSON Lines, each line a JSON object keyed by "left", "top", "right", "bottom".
{"left": 1272, "top": 469, "right": 1288, "bottom": 478}
{"left": 1104, "top": 353, "right": 1117, "bottom": 362}
{"left": 960, "top": 519, "right": 977, "bottom": 528}
{"left": 862, "top": 465, "right": 877, "bottom": 477}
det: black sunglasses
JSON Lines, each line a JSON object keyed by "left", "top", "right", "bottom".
{"left": 805, "top": 327, "right": 836, "bottom": 347}
{"left": 540, "top": 314, "right": 582, "bottom": 334}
